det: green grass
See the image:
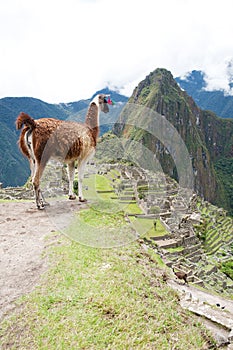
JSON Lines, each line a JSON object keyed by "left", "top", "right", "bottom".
{"left": 83, "top": 174, "right": 114, "bottom": 201}
{"left": 0, "top": 238, "right": 214, "bottom": 350}
{"left": 124, "top": 202, "right": 143, "bottom": 215}
{"left": 166, "top": 246, "right": 184, "bottom": 253}
{"left": 65, "top": 205, "right": 137, "bottom": 248}
{"left": 130, "top": 217, "right": 168, "bottom": 239}
{"left": 221, "top": 260, "right": 233, "bottom": 280}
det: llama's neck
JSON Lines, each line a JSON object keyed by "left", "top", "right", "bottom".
{"left": 85, "top": 101, "right": 99, "bottom": 143}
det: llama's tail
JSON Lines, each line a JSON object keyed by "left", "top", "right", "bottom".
{"left": 16, "top": 112, "right": 36, "bottom": 130}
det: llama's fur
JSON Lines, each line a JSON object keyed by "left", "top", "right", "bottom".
{"left": 16, "top": 94, "right": 109, "bottom": 209}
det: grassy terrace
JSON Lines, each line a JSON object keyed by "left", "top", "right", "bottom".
{"left": 131, "top": 217, "right": 168, "bottom": 240}
{"left": 195, "top": 201, "right": 233, "bottom": 255}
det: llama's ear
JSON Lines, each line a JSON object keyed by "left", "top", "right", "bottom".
{"left": 90, "top": 102, "right": 98, "bottom": 109}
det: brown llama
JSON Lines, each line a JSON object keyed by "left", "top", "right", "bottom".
{"left": 16, "top": 94, "right": 110, "bottom": 209}
{"left": 172, "top": 267, "right": 188, "bottom": 284}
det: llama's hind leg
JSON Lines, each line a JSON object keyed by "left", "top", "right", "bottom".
{"left": 32, "top": 162, "right": 48, "bottom": 209}
{"left": 67, "top": 161, "right": 76, "bottom": 200}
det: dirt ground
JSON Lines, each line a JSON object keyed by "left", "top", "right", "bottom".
{"left": 0, "top": 199, "right": 86, "bottom": 321}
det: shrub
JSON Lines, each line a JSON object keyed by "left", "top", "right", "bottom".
{"left": 221, "top": 260, "right": 233, "bottom": 280}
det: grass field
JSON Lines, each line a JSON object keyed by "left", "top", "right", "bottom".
{"left": 0, "top": 236, "right": 214, "bottom": 349}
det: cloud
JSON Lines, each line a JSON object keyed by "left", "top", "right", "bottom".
{"left": 1, "top": 0, "right": 233, "bottom": 102}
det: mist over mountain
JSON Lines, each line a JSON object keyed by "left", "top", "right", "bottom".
{"left": 176, "top": 70, "right": 233, "bottom": 119}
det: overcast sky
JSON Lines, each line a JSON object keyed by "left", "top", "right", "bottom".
{"left": 1, "top": 0, "right": 233, "bottom": 103}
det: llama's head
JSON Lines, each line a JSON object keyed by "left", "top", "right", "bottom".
{"left": 94, "top": 94, "right": 109, "bottom": 113}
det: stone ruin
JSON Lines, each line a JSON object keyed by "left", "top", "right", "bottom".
{"left": 105, "top": 163, "right": 233, "bottom": 297}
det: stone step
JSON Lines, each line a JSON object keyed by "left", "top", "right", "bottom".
{"left": 183, "top": 243, "right": 202, "bottom": 254}
{"left": 185, "top": 250, "right": 203, "bottom": 263}
{"left": 155, "top": 239, "right": 180, "bottom": 249}
{"left": 206, "top": 241, "right": 224, "bottom": 254}
{"left": 119, "top": 196, "right": 136, "bottom": 201}
{"left": 150, "top": 234, "right": 170, "bottom": 242}
{"left": 97, "top": 190, "right": 114, "bottom": 193}
{"left": 181, "top": 300, "right": 233, "bottom": 331}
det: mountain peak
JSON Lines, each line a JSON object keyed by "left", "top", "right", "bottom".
{"left": 130, "top": 68, "right": 181, "bottom": 107}
{"left": 91, "top": 87, "right": 128, "bottom": 102}
{"left": 114, "top": 67, "right": 233, "bottom": 215}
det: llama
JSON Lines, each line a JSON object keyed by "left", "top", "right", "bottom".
{"left": 16, "top": 94, "right": 110, "bottom": 209}
{"left": 172, "top": 267, "right": 188, "bottom": 284}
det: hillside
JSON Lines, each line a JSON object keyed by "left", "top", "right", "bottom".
{"left": 0, "top": 89, "right": 127, "bottom": 187}
{"left": 1, "top": 162, "right": 232, "bottom": 347}
{"left": 0, "top": 122, "right": 29, "bottom": 186}
{"left": 113, "top": 68, "right": 233, "bottom": 216}
{"left": 176, "top": 70, "right": 233, "bottom": 119}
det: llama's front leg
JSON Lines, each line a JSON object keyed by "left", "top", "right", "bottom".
{"left": 67, "top": 162, "right": 76, "bottom": 200}
{"left": 78, "top": 160, "right": 88, "bottom": 202}
{"left": 78, "top": 151, "right": 95, "bottom": 202}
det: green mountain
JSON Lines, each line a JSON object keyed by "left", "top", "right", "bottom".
{"left": 176, "top": 70, "right": 233, "bottom": 118}
{"left": 0, "top": 90, "right": 127, "bottom": 187}
{"left": 0, "top": 122, "right": 29, "bottom": 187}
{"left": 113, "top": 68, "right": 233, "bottom": 215}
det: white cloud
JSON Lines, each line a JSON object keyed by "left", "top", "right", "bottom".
{"left": 1, "top": 0, "right": 233, "bottom": 102}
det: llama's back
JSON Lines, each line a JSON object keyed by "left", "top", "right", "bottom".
{"left": 42, "top": 121, "right": 96, "bottom": 163}
{"left": 17, "top": 114, "right": 96, "bottom": 164}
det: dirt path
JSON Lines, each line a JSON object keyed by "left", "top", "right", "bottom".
{"left": 0, "top": 200, "right": 86, "bottom": 321}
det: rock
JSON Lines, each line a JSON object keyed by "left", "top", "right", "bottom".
{"left": 184, "top": 292, "right": 192, "bottom": 301}
{"left": 228, "top": 329, "right": 233, "bottom": 343}
{"left": 189, "top": 212, "right": 202, "bottom": 223}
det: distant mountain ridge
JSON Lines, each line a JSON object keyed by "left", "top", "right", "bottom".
{"left": 176, "top": 70, "right": 233, "bottom": 118}
{"left": 2, "top": 74, "right": 233, "bottom": 216}
{"left": 0, "top": 89, "right": 128, "bottom": 187}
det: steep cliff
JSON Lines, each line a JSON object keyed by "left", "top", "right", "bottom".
{"left": 113, "top": 68, "right": 233, "bottom": 215}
